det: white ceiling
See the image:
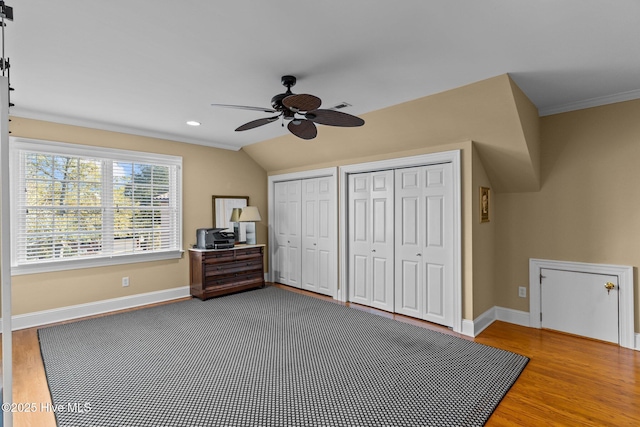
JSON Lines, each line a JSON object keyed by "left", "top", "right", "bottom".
{"left": 6, "top": 1, "right": 640, "bottom": 150}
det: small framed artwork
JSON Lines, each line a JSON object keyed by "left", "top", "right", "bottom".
{"left": 479, "top": 187, "right": 490, "bottom": 223}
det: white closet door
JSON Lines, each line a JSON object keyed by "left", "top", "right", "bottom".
{"left": 301, "top": 177, "right": 335, "bottom": 296}
{"left": 395, "top": 163, "right": 454, "bottom": 326}
{"left": 348, "top": 173, "right": 371, "bottom": 306}
{"left": 348, "top": 171, "right": 394, "bottom": 311}
{"left": 273, "top": 180, "right": 302, "bottom": 288}
{"left": 273, "top": 181, "right": 289, "bottom": 285}
{"left": 369, "top": 171, "right": 394, "bottom": 311}
{"left": 315, "top": 176, "right": 335, "bottom": 296}
{"left": 301, "top": 179, "right": 319, "bottom": 293}
{"left": 422, "top": 163, "right": 454, "bottom": 326}
{"left": 395, "top": 167, "right": 423, "bottom": 318}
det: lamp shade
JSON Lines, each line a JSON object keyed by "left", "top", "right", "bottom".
{"left": 229, "top": 208, "right": 242, "bottom": 222}
{"left": 238, "top": 206, "right": 262, "bottom": 222}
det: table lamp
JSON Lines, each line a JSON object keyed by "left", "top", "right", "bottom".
{"left": 229, "top": 208, "right": 242, "bottom": 243}
{"left": 238, "top": 206, "right": 261, "bottom": 245}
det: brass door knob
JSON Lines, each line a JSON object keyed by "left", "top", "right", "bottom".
{"left": 605, "top": 282, "right": 616, "bottom": 294}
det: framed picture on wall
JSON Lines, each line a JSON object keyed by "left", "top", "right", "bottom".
{"left": 212, "top": 195, "right": 249, "bottom": 242}
{"left": 480, "top": 187, "right": 490, "bottom": 223}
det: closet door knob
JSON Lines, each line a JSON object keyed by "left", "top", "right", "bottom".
{"left": 371, "top": 249, "right": 376, "bottom": 253}
{"left": 416, "top": 253, "right": 422, "bottom": 257}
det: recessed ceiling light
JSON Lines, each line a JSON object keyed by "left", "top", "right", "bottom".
{"left": 186, "top": 120, "right": 201, "bottom": 126}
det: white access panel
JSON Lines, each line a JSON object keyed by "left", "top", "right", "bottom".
{"left": 541, "top": 268, "right": 619, "bottom": 344}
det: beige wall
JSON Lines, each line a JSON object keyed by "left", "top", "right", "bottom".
{"left": 7, "top": 117, "right": 268, "bottom": 315}
{"left": 472, "top": 144, "right": 496, "bottom": 317}
{"left": 496, "top": 99, "right": 640, "bottom": 332}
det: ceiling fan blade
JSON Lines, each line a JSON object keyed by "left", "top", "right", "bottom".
{"left": 287, "top": 119, "right": 317, "bottom": 140}
{"left": 211, "top": 103, "right": 277, "bottom": 114}
{"left": 235, "top": 116, "right": 280, "bottom": 131}
{"left": 282, "top": 94, "right": 322, "bottom": 112}
{"left": 305, "top": 109, "right": 365, "bottom": 127}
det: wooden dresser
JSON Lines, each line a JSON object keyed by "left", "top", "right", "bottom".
{"left": 189, "top": 245, "right": 265, "bottom": 300}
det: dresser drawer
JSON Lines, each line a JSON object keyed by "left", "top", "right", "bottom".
{"left": 189, "top": 246, "right": 265, "bottom": 300}
{"left": 206, "top": 271, "right": 263, "bottom": 287}
{"left": 202, "top": 251, "right": 235, "bottom": 263}
{"left": 234, "top": 247, "right": 263, "bottom": 260}
{"left": 204, "top": 257, "right": 263, "bottom": 277}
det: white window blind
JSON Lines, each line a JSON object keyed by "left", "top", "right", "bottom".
{"left": 10, "top": 138, "right": 182, "bottom": 274}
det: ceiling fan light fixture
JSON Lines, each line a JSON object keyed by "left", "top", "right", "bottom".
{"left": 211, "top": 75, "right": 365, "bottom": 140}
{"left": 283, "top": 109, "right": 296, "bottom": 121}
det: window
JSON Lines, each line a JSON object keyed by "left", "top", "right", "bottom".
{"left": 10, "top": 138, "right": 182, "bottom": 275}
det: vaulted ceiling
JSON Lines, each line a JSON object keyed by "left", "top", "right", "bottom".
{"left": 243, "top": 74, "right": 541, "bottom": 193}
{"left": 7, "top": 1, "right": 640, "bottom": 151}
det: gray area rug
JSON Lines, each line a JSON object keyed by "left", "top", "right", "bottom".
{"left": 39, "top": 286, "right": 528, "bottom": 427}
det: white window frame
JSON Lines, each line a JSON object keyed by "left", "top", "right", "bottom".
{"left": 10, "top": 137, "right": 183, "bottom": 275}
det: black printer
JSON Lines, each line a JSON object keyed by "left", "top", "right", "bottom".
{"left": 196, "top": 228, "right": 235, "bottom": 249}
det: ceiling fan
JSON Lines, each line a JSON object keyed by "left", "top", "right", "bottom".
{"left": 211, "top": 75, "right": 365, "bottom": 140}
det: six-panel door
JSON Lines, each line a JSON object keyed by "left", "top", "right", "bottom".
{"left": 301, "top": 177, "right": 335, "bottom": 296}
{"left": 348, "top": 170, "right": 395, "bottom": 312}
{"left": 273, "top": 180, "right": 302, "bottom": 288}
{"left": 394, "top": 164, "right": 454, "bottom": 326}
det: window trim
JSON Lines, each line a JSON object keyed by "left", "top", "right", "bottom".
{"left": 9, "top": 137, "right": 183, "bottom": 276}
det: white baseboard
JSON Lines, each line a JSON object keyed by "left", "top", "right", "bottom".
{"left": 495, "top": 306, "right": 530, "bottom": 327}
{"left": 461, "top": 319, "right": 475, "bottom": 337}
{"left": 464, "top": 306, "right": 530, "bottom": 337}
{"left": 468, "top": 306, "right": 640, "bottom": 352}
{"left": 472, "top": 307, "right": 497, "bottom": 336}
{"left": 1, "top": 286, "right": 191, "bottom": 331}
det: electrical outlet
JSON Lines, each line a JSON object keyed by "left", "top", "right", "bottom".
{"left": 122, "top": 277, "right": 129, "bottom": 287}
{"left": 518, "top": 286, "right": 526, "bottom": 298}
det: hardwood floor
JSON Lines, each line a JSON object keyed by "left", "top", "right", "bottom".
{"left": 3, "top": 283, "right": 639, "bottom": 426}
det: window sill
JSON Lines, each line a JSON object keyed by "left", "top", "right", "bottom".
{"left": 11, "top": 250, "right": 184, "bottom": 276}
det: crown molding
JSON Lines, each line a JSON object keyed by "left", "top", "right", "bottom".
{"left": 9, "top": 108, "right": 241, "bottom": 151}
{"left": 539, "top": 89, "right": 640, "bottom": 116}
